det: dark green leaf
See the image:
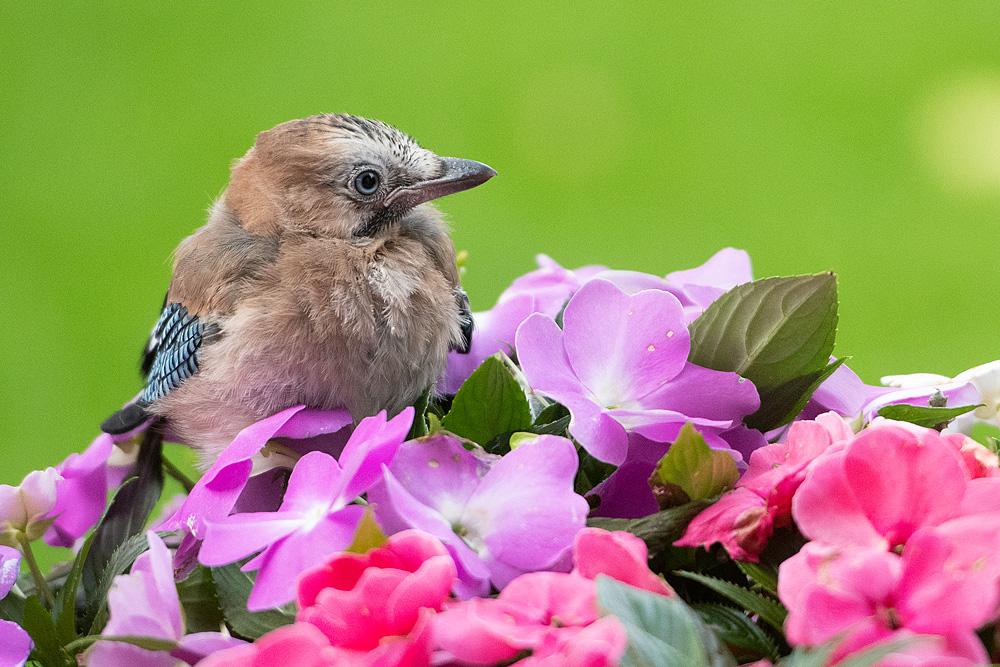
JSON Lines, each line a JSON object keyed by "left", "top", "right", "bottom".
{"left": 83, "top": 429, "right": 165, "bottom": 604}
{"left": 212, "top": 563, "right": 294, "bottom": 640}
{"left": 653, "top": 424, "right": 739, "bottom": 506}
{"left": 177, "top": 566, "right": 226, "bottom": 634}
{"left": 23, "top": 595, "right": 71, "bottom": 667}
{"left": 587, "top": 499, "right": 713, "bottom": 561}
{"left": 735, "top": 560, "right": 779, "bottom": 596}
{"left": 441, "top": 354, "right": 533, "bottom": 446}
{"left": 691, "top": 603, "right": 778, "bottom": 661}
{"left": 876, "top": 403, "right": 981, "bottom": 430}
{"left": 596, "top": 576, "right": 736, "bottom": 667}
{"left": 54, "top": 532, "right": 94, "bottom": 643}
{"left": 530, "top": 415, "right": 571, "bottom": 437}
{"left": 745, "top": 359, "right": 845, "bottom": 432}
{"left": 675, "top": 571, "right": 787, "bottom": 631}
{"left": 407, "top": 385, "right": 432, "bottom": 439}
{"left": 575, "top": 447, "right": 617, "bottom": 496}
{"left": 689, "top": 274, "right": 838, "bottom": 389}
{"left": 534, "top": 402, "right": 570, "bottom": 427}
{"left": 0, "top": 587, "right": 25, "bottom": 625}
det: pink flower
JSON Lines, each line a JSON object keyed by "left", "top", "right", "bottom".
{"left": 297, "top": 530, "right": 456, "bottom": 656}
{"left": 86, "top": 532, "right": 244, "bottom": 667}
{"left": 792, "top": 422, "right": 1000, "bottom": 553}
{"left": 676, "top": 412, "right": 852, "bottom": 560}
{"left": 199, "top": 409, "right": 413, "bottom": 610}
{"left": 0, "top": 467, "right": 60, "bottom": 546}
{"left": 45, "top": 433, "right": 117, "bottom": 548}
{"left": 195, "top": 623, "right": 341, "bottom": 667}
{"left": 432, "top": 528, "right": 667, "bottom": 664}
{"left": 778, "top": 534, "right": 993, "bottom": 665}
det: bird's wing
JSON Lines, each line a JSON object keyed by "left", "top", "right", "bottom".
{"left": 101, "top": 299, "right": 216, "bottom": 435}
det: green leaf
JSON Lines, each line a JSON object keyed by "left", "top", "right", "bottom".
{"left": 689, "top": 274, "right": 838, "bottom": 388}
{"left": 575, "top": 447, "right": 618, "bottom": 496}
{"left": 23, "top": 595, "right": 71, "bottom": 667}
{"left": 675, "top": 571, "right": 787, "bottom": 631}
{"left": 653, "top": 423, "right": 739, "bottom": 506}
{"left": 530, "top": 415, "right": 571, "bottom": 437}
{"left": 441, "top": 354, "right": 533, "bottom": 446}
{"left": 876, "top": 403, "right": 981, "bottom": 430}
{"left": 83, "top": 430, "right": 165, "bottom": 605}
{"left": 211, "top": 563, "right": 294, "bottom": 640}
{"left": 407, "top": 385, "right": 432, "bottom": 439}
{"left": 587, "top": 500, "right": 713, "bottom": 561}
{"left": 691, "top": 603, "right": 778, "bottom": 662}
{"left": 596, "top": 576, "right": 737, "bottom": 667}
{"left": 780, "top": 637, "right": 912, "bottom": 667}
{"left": 735, "top": 560, "right": 779, "bottom": 597}
{"left": 534, "top": 402, "right": 570, "bottom": 427}
{"left": 345, "top": 507, "right": 388, "bottom": 554}
{"left": 745, "top": 359, "right": 845, "bottom": 432}
{"left": 177, "top": 566, "right": 226, "bottom": 634}
{"left": 54, "top": 532, "right": 94, "bottom": 643}
{"left": 0, "top": 587, "right": 25, "bottom": 625}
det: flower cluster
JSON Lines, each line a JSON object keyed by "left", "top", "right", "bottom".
{"left": 3, "top": 248, "right": 1000, "bottom": 667}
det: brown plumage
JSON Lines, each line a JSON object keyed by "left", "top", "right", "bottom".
{"left": 101, "top": 114, "right": 495, "bottom": 467}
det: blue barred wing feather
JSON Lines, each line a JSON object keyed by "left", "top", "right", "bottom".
{"left": 100, "top": 302, "right": 210, "bottom": 435}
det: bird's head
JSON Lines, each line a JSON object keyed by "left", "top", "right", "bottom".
{"left": 224, "top": 114, "right": 496, "bottom": 238}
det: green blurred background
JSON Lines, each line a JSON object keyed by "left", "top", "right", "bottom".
{"left": 3, "top": 2, "right": 999, "bottom": 485}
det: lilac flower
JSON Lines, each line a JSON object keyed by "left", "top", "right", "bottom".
{"left": 368, "top": 433, "right": 589, "bottom": 598}
{"left": 0, "top": 468, "right": 61, "bottom": 547}
{"left": 445, "top": 249, "right": 754, "bottom": 399}
{"left": 86, "top": 531, "right": 244, "bottom": 667}
{"left": 0, "top": 620, "right": 31, "bottom": 667}
{"left": 0, "top": 546, "right": 31, "bottom": 667}
{"left": 198, "top": 409, "right": 413, "bottom": 610}
{"left": 515, "top": 279, "right": 760, "bottom": 465}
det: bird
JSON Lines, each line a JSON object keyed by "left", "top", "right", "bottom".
{"left": 99, "top": 114, "right": 495, "bottom": 468}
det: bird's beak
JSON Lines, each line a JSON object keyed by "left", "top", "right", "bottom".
{"left": 384, "top": 157, "right": 496, "bottom": 210}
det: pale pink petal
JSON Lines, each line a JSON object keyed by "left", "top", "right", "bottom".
{"left": 516, "top": 313, "right": 592, "bottom": 401}
{"left": 0, "top": 546, "right": 20, "bottom": 599}
{"left": 665, "top": 248, "right": 753, "bottom": 291}
{"left": 574, "top": 529, "right": 673, "bottom": 596}
{"left": 279, "top": 452, "right": 344, "bottom": 514}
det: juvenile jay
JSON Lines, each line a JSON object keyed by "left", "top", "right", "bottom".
{"left": 100, "top": 114, "right": 495, "bottom": 467}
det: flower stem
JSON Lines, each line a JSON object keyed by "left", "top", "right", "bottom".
{"left": 16, "top": 532, "right": 54, "bottom": 608}
{"left": 162, "top": 456, "right": 195, "bottom": 493}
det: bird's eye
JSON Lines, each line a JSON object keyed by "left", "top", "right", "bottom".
{"left": 354, "top": 170, "right": 381, "bottom": 195}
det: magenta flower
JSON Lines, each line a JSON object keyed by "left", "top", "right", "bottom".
{"left": 86, "top": 532, "right": 244, "bottom": 667}
{"left": 199, "top": 409, "right": 413, "bottom": 610}
{"left": 778, "top": 534, "right": 993, "bottom": 665}
{"left": 44, "top": 434, "right": 115, "bottom": 548}
{"left": 161, "top": 405, "right": 353, "bottom": 542}
{"left": 369, "top": 433, "right": 588, "bottom": 598}
{"left": 515, "top": 279, "right": 759, "bottom": 464}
